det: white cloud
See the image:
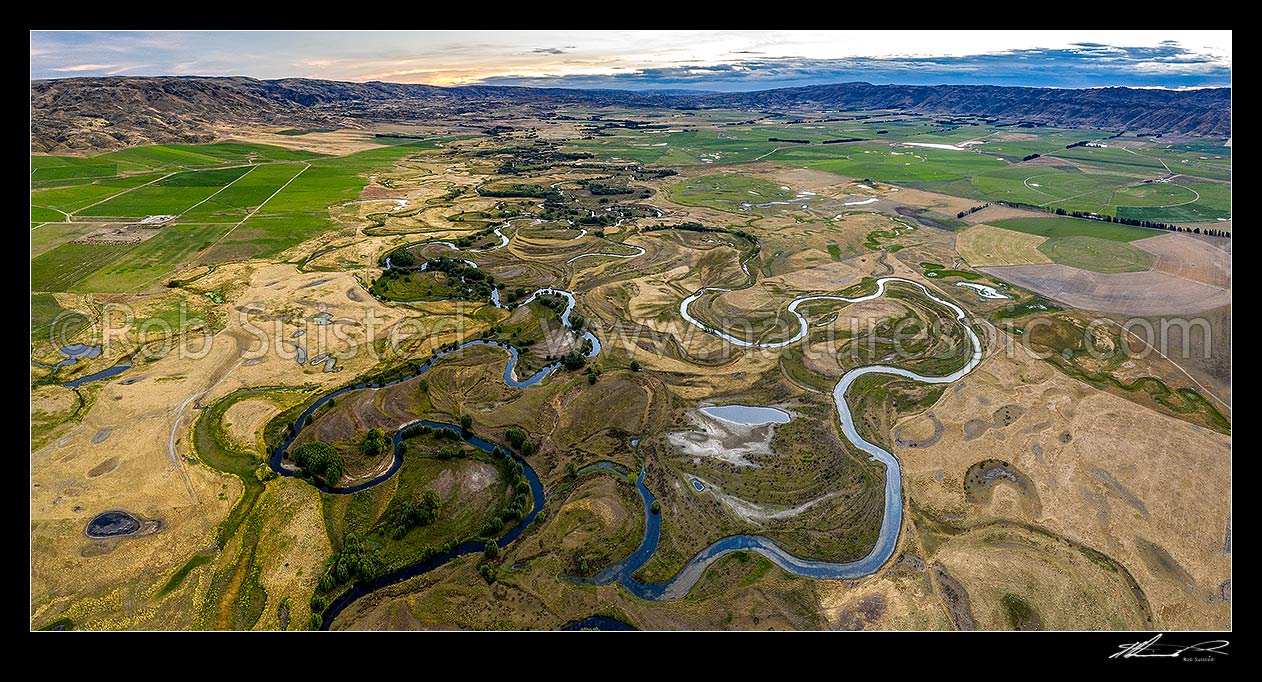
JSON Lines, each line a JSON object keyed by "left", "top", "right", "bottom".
{"left": 30, "top": 30, "right": 1231, "bottom": 89}
{"left": 52, "top": 63, "right": 117, "bottom": 72}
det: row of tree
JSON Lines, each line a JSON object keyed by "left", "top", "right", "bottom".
{"left": 955, "top": 204, "right": 989, "bottom": 219}
{"left": 988, "top": 201, "right": 1231, "bottom": 238}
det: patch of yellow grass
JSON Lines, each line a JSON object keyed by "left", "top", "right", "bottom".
{"left": 956, "top": 224, "right": 1052, "bottom": 267}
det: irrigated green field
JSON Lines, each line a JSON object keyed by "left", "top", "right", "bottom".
{"left": 30, "top": 293, "right": 89, "bottom": 340}
{"left": 74, "top": 224, "right": 237, "bottom": 293}
{"left": 76, "top": 167, "right": 254, "bottom": 218}
{"left": 562, "top": 113, "right": 1230, "bottom": 226}
{"left": 179, "top": 164, "right": 308, "bottom": 222}
{"left": 987, "top": 216, "right": 1155, "bottom": 241}
{"left": 787, "top": 144, "right": 1008, "bottom": 184}
{"left": 31, "top": 243, "right": 134, "bottom": 292}
{"left": 31, "top": 173, "right": 168, "bottom": 218}
{"left": 30, "top": 138, "right": 444, "bottom": 293}
{"left": 1037, "top": 236, "right": 1154, "bottom": 273}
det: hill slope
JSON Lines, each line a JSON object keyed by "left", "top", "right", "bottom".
{"left": 704, "top": 82, "right": 1231, "bottom": 137}
{"left": 30, "top": 76, "right": 1230, "bottom": 152}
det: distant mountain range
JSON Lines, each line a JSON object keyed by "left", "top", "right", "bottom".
{"left": 707, "top": 83, "right": 1231, "bottom": 138}
{"left": 30, "top": 76, "right": 1231, "bottom": 152}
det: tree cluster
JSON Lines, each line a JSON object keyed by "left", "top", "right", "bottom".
{"left": 384, "top": 490, "right": 441, "bottom": 539}
{"left": 360, "top": 427, "right": 390, "bottom": 457}
{"left": 292, "top": 442, "right": 346, "bottom": 485}
{"left": 505, "top": 427, "right": 537, "bottom": 456}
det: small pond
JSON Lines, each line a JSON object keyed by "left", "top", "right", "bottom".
{"left": 85, "top": 510, "right": 140, "bottom": 538}
{"left": 699, "top": 405, "right": 791, "bottom": 425}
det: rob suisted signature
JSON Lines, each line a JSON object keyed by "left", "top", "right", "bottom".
{"left": 1111, "top": 634, "right": 1229, "bottom": 660}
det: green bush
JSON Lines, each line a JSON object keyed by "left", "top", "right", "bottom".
{"left": 360, "top": 427, "right": 390, "bottom": 457}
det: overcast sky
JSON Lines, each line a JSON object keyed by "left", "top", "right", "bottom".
{"left": 30, "top": 30, "right": 1232, "bottom": 90}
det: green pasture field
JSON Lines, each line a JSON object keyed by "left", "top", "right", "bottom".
{"left": 76, "top": 166, "right": 254, "bottom": 218}
{"left": 1165, "top": 140, "right": 1232, "bottom": 156}
{"left": 1157, "top": 156, "right": 1231, "bottom": 183}
{"left": 31, "top": 173, "right": 167, "bottom": 215}
{"left": 667, "top": 173, "right": 796, "bottom": 210}
{"left": 967, "top": 163, "right": 1219, "bottom": 220}
{"left": 795, "top": 144, "right": 1008, "bottom": 183}
{"left": 73, "top": 224, "right": 235, "bottom": 293}
{"left": 1037, "top": 236, "right": 1155, "bottom": 273}
{"left": 200, "top": 141, "right": 444, "bottom": 262}
{"left": 1135, "top": 179, "right": 1221, "bottom": 214}
{"left": 31, "top": 156, "right": 130, "bottom": 184}
{"left": 563, "top": 118, "right": 1226, "bottom": 225}
{"left": 1053, "top": 145, "right": 1172, "bottom": 173}
{"left": 31, "top": 150, "right": 175, "bottom": 185}
{"left": 179, "top": 163, "right": 308, "bottom": 222}
{"left": 1060, "top": 141, "right": 1231, "bottom": 183}
{"left": 1116, "top": 203, "right": 1230, "bottom": 223}
{"left": 569, "top": 129, "right": 784, "bottom": 165}
{"left": 31, "top": 139, "right": 446, "bottom": 293}
{"left": 959, "top": 128, "right": 1103, "bottom": 160}
{"left": 94, "top": 141, "right": 321, "bottom": 170}
{"left": 565, "top": 118, "right": 1084, "bottom": 169}
{"left": 30, "top": 223, "right": 99, "bottom": 258}
{"left": 30, "top": 293, "right": 89, "bottom": 341}
{"left": 32, "top": 141, "right": 324, "bottom": 197}
{"left": 988, "top": 217, "right": 1156, "bottom": 242}
{"left": 31, "top": 243, "right": 135, "bottom": 292}
{"left": 970, "top": 167, "right": 1144, "bottom": 208}
{"left": 31, "top": 207, "right": 65, "bottom": 224}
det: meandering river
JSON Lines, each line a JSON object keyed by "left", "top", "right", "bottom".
{"left": 585, "top": 277, "right": 982, "bottom": 600}
{"left": 296, "top": 233, "right": 981, "bottom": 624}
